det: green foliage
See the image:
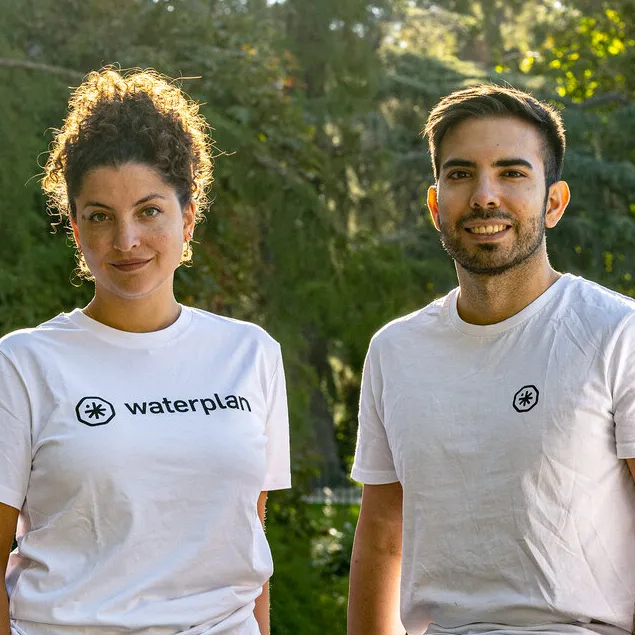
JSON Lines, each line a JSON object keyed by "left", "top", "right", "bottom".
{"left": 533, "top": 3, "right": 635, "bottom": 100}
{"left": 0, "top": 65, "right": 92, "bottom": 331}
{"left": 1, "top": 1, "right": 634, "bottom": 630}
{"left": 267, "top": 501, "right": 357, "bottom": 635}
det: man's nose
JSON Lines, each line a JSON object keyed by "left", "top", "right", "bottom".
{"left": 469, "top": 176, "right": 500, "bottom": 209}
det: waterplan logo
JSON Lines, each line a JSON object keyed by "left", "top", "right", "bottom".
{"left": 75, "top": 393, "right": 252, "bottom": 426}
{"left": 513, "top": 385, "right": 539, "bottom": 413}
{"left": 124, "top": 393, "right": 252, "bottom": 415}
{"left": 76, "top": 396, "right": 116, "bottom": 426}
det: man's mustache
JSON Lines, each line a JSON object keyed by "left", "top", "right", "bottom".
{"left": 457, "top": 210, "right": 516, "bottom": 228}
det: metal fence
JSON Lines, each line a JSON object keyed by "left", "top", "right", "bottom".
{"left": 303, "top": 461, "right": 362, "bottom": 505}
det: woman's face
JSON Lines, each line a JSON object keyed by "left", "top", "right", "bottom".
{"left": 71, "top": 162, "right": 195, "bottom": 304}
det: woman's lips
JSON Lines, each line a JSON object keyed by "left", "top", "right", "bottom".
{"left": 110, "top": 259, "right": 152, "bottom": 272}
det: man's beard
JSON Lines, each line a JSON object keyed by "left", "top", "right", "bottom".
{"left": 437, "top": 206, "right": 547, "bottom": 276}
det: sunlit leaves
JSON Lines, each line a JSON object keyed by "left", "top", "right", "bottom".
{"left": 535, "top": 4, "right": 635, "bottom": 101}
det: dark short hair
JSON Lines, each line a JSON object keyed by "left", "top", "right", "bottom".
{"left": 423, "top": 84, "right": 566, "bottom": 187}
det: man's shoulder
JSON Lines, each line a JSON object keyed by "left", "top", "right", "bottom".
{"left": 563, "top": 275, "right": 635, "bottom": 323}
{"left": 370, "top": 290, "right": 455, "bottom": 349}
{"left": 557, "top": 276, "right": 635, "bottom": 357}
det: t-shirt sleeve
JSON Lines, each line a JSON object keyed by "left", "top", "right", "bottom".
{"left": 351, "top": 340, "right": 399, "bottom": 485}
{"left": 611, "top": 313, "right": 635, "bottom": 459}
{"left": 262, "top": 345, "right": 291, "bottom": 491}
{"left": 0, "top": 350, "right": 32, "bottom": 510}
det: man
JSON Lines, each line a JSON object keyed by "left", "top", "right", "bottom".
{"left": 347, "top": 84, "right": 635, "bottom": 635}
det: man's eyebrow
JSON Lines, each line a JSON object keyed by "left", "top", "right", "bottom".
{"left": 83, "top": 193, "right": 166, "bottom": 210}
{"left": 493, "top": 158, "right": 534, "bottom": 170}
{"left": 441, "top": 158, "right": 535, "bottom": 171}
{"left": 441, "top": 159, "right": 477, "bottom": 170}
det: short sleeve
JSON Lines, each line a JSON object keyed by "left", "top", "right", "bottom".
{"left": 0, "top": 350, "right": 32, "bottom": 510}
{"left": 351, "top": 340, "right": 399, "bottom": 484}
{"left": 611, "top": 313, "right": 635, "bottom": 459}
{"left": 262, "top": 346, "right": 291, "bottom": 491}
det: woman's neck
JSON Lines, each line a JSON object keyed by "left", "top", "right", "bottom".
{"left": 83, "top": 285, "right": 182, "bottom": 333}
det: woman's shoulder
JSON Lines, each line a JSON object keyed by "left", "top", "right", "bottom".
{"left": 0, "top": 312, "right": 76, "bottom": 358}
{"left": 186, "top": 306, "right": 281, "bottom": 351}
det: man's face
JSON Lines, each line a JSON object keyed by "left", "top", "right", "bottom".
{"left": 428, "top": 116, "right": 561, "bottom": 276}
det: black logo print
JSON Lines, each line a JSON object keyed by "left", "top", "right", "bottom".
{"left": 76, "top": 396, "right": 116, "bottom": 426}
{"left": 513, "top": 385, "right": 539, "bottom": 413}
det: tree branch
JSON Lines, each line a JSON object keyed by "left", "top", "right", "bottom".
{"left": 0, "top": 58, "right": 84, "bottom": 81}
{"left": 563, "top": 91, "right": 632, "bottom": 109}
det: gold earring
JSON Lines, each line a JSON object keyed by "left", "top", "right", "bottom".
{"left": 182, "top": 240, "right": 192, "bottom": 262}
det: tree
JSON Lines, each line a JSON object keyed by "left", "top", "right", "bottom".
{"left": 0, "top": 3, "right": 634, "bottom": 630}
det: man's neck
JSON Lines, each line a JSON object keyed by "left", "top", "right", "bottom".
{"left": 455, "top": 255, "right": 561, "bottom": 326}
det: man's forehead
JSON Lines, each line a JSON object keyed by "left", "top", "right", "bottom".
{"left": 439, "top": 116, "right": 545, "bottom": 166}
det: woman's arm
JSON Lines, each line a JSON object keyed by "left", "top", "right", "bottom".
{"left": 0, "top": 502, "right": 19, "bottom": 635}
{"left": 253, "top": 491, "right": 269, "bottom": 635}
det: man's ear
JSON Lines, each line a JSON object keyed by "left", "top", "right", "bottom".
{"left": 545, "top": 180, "right": 570, "bottom": 229}
{"left": 427, "top": 185, "right": 441, "bottom": 231}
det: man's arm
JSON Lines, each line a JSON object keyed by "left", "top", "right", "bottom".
{"left": 626, "top": 460, "right": 635, "bottom": 635}
{"left": 0, "top": 502, "right": 18, "bottom": 635}
{"left": 254, "top": 491, "right": 269, "bottom": 635}
{"left": 348, "top": 481, "right": 405, "bottom": 635}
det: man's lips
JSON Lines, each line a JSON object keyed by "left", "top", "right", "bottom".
{"left": 109, "top": 259, "right": 152, "bottom": 272}
{"left": 465, "top": 223, "right": 510, "bottom": 234}
{"left": 460, "top": 221, "right": 513, "bottom": 241}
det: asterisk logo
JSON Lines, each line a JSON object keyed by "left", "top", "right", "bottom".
{"left": 75, "top": 396, "right": 116, "bottom": 426}
{"left": 518, "top": 391, "right": 533, "bottom": 407}
{"left": 513, "top": 385, "right": 539, "bottom": 413}
{"left": 85, "top": 402, "right": 107, "bottom": 419}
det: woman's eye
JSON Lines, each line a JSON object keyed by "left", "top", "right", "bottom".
{"left": 141, "top": 207, "right": 161, "bottom": 218}
{"left": 88, "top": 211, "right": 109, "bottom": 222}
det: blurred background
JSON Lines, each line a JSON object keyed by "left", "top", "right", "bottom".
{"left": 1, "top": 0, "right": 634, "bottom": 632}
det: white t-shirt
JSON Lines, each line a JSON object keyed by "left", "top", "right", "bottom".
{"left": 352, "top": 274, "right": 635, "bottom": 635}
{"left": 0, "top": 306, "right": 291, "bottom": 635}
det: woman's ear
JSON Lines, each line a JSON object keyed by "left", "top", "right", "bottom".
{"left": 69, "top": 215, "right": 82, "bottom": 251}
{"left": 183, "top": 201, "right": 196, "bottom": 241}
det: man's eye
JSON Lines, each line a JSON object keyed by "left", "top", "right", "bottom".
{"left": 503, "top": 170, "right": 525, "bottom": 178}
{"left": 88, "top": 212, "right": 109, "bottom": 222}
{"left": 448, "top": 170, "right": 470, "bottom": 180}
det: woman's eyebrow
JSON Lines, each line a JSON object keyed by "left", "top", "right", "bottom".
{"left": 83, "top": 193, "right": 166, "bottom": 209}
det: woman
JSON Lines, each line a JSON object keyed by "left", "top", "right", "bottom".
{"left": 0, "top": 68, "right": 291, "bottom": 635}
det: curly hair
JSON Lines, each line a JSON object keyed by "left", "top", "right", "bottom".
{"left": 42, "top": 67, "right": 215, "bottom": 273}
